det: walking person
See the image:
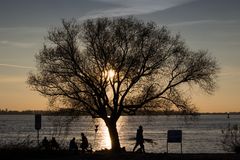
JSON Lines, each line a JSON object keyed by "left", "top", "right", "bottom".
{"left": 80, "top": 133, "right": 89, "bottom": 153}
{"left": 133, "top": 125, "right": 145, "bottom": 153}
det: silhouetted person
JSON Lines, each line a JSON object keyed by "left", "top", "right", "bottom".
{"left": 69, "top": 137, "right": 78, "bottom": 153}
{"left": 41, "top": 136, "right": 49, "bottom": 150}
{"left": 50, "top": 137, "right": 60, "bottom": 150}
{"left": 80, "top": 133, "right": 89, "bottom": 153}
{"left": 133, "top": 125, "right": 145, "bottom": 153}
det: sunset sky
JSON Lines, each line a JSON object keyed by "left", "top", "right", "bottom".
{"left": 0, "top": 0, "right": 239, "bottom": 112}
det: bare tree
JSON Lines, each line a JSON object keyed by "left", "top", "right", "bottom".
{"left": 28, "top": 17, "right": 219, "bottom": 152}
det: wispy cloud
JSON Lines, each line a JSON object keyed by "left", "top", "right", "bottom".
{"left": 0, "top": 76, "right": 26, "bottom": 83}
{"left": 79, "top": 0, "right": 194, "bottom": 20}
{"left": 168, "top": 20, "right": 239, "bottom": 27}
{"left": 218, "top": 66, "right": 240, "bottom": 78}
{"left": 79, "top": 7, "right": 150, "bottom": 20}
{"left": 0, "top": 27, "right": 46, "bottom": 33}
{"left": 0, "top": 40, "right": 36, "bottom": 48}
{"left": 220, "top": 71, "right": 240, "bottom": 78}
{"left": 0, "top": 63, "right": 33, "bottom": 69}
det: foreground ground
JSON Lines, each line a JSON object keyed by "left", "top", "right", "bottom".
{"left": 0, "top": 150, "right": 240, "bottom": 160}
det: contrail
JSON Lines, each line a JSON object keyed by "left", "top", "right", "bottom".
{"left": 0, "top": 63, "right": 34, "bottom": 69}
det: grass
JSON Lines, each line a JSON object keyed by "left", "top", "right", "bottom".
{"left": 0, "top": 136, "right": 239, "bottom": 160}
{"left": 0, "top": 148, "right": 240, "bottom": 160}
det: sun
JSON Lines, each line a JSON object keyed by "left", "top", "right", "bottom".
{"left": 107, "top": 69, "right": 115, "bottom": 80}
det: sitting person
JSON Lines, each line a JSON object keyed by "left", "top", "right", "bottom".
{"left": 41, "top": 136, "right": 49, "bottom": 150}
{"left": 80, "top": 133, "right": 89, "bottom": 153}
{"left": 50, "top": 137, "right": 60, "bottom": 150}
{"left": 69, "top": 137, "right": 78, "bottom": 153}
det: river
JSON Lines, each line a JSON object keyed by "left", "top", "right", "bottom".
{"left": 0, "top": 114, "right": 238, "bottom": 153}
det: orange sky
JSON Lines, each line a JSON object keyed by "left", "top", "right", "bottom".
{"left": 0, "top": 66, "right": 239, "bottom": 113}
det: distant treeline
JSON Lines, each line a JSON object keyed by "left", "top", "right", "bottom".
{"left": 0, "top": 109, "right": 52, "bottom": 115}
{"left": 0, "top": 108, "right": 195, "bottom": 116}
{"left": 0, "top": 108, "right": 239, "bottom": 116}
{"left": 0, "top": 108, "right": 87, "bottom": 116}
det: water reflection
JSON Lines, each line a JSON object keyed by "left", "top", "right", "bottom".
{"left": 93, "top": 117, "right": 127, "bottom": 150}
{"left": 100, "top": 123, "right": 111, "bottom": 149}
{"left": 93, "top": 118, "right": 112, "bottom": 150}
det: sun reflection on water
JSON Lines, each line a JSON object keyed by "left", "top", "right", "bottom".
{"left": 101, "top": 124, "right": 111, "bottom": 149}
{"left": 93, "top": 117, "right": 127, "bottom": 150}
{"left": 93, "top": 118, "right": 112, "bottom": 150}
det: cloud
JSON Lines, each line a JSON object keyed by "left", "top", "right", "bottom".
{"left": 78, "top": 7, "right": 149, "bottom": 20}
{"left": 168, "top": 20, "right": 238, "bottom": 27}
{"left": 220, "top": 71, "right": 240, "bottom": 78}
{"left": 0, "top": 27, "right": 46, "bottom": 33}
{"left": 0, "top": 63, "right": 33, "bottom": 69}
{"left": 0, "top": 40, "right": 36, "bottom": 48}
{"left": 79, "top": 0, "right": 194, "bottom": 20}
{"left": 0, "top": 76, "right": 26, "bottom": 83}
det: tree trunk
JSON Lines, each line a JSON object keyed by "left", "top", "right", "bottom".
{"left": 105, "top": 120, "right": 121, "bottom": 152}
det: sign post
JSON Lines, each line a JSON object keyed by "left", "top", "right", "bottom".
{"left": 167, "top": 130, "right": 182, "bottom": 153}
{"left": 35, "top": 114, "right": 42, "bottom": 145}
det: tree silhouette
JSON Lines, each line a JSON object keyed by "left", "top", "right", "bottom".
{"left": 28, "top": 17, "right": 219, "bottom": 152}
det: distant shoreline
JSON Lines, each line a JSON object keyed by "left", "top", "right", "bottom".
{"left": 0, "top": 110, "right": 239, "bottom": 116}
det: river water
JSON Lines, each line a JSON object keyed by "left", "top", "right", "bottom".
{"left": 0, "top": 114, "right": 239, "bottom": 153}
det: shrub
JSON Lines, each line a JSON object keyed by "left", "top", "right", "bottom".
{"left": 221, "top": 124, "right": 240, "bottom": 153}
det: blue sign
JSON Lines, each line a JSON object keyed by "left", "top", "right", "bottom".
{"left": 167, "top": 130, "right": 182, "bottom": 143}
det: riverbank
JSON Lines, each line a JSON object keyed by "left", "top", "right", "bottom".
{"left": 0, "top": 150, "right": 239, "bottom": 160}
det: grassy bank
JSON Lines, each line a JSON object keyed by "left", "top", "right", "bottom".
{"left": 0, "top": 149, "right": 239, "bottom": 160}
